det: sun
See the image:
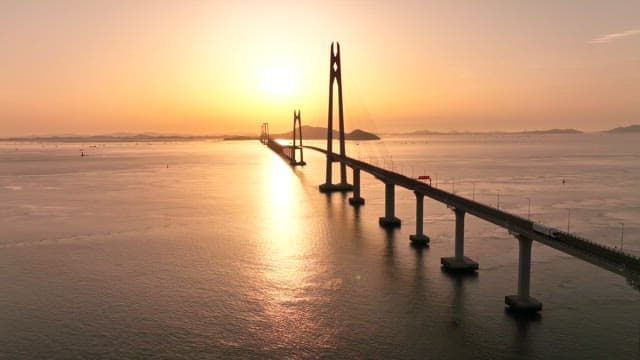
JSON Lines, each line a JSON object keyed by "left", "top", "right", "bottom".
{"left": 261, "top": 65, "right": 296, "bottom": 97}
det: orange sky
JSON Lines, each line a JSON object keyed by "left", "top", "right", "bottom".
{"left": 1, "top": 1, "right": 639, "bottom": 136}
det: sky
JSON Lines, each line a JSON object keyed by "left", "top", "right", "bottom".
{"left": 1, "top": 0, "right": 639, "bottom": 136}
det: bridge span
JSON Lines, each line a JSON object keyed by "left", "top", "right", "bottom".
{"left": 305, "top": 145, "right": 640, "bottom": 282}
{"left": 261, "top": 42, "right": 640, "bottom": 312}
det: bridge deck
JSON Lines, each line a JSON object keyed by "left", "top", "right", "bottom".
{"left": 266, "top": 138, "right": 305, "bottom": 165}
{"left": 304, "top": 145, "right": 640, "bottom": 287}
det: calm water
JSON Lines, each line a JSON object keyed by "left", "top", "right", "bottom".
{"left": 1, "top": 134, "right": 639, "bottom": 359}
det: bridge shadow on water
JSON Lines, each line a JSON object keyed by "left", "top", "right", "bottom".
{"left": 506, "top": 308, "right": 542, "bottom": 357}
{"left": 382, "top": 227, "right": 397, "bottom": 274}
{"left": 445, "top": 269, "right": 478, "bottom": 324}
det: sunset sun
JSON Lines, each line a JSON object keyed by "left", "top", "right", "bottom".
{"left": 261, "top": 65, "right": 296, "bottom": 97}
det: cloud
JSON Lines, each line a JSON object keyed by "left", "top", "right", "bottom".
{"left": 590, "top": 29, "right": 640, "bottom": 44}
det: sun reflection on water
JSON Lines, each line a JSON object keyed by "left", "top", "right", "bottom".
{"left": 263, "top": 155, "right": 300, "bottom": 258}
{"left": 251, "top": 153, "right": 336, "bottom": 351}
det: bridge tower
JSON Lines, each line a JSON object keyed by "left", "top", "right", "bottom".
{"left": 260, "top": 123, "right": 269, "bottom": 144}
{"left": 290, "top": 109, "right": 305, "bottom": 166}
{"left": 319, "top": 42, "right": 353, "bottom": 193}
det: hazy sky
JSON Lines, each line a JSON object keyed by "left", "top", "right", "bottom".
{"left": 1, "top": 0, "right": 639, "bottom": 136}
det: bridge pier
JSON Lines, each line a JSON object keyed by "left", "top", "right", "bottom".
{"left": 441, "top": 208, "right": 478, "bottom": 272}
{"left": 409, "top": 191, "right": 429, "bottom": 246}
{"left": 348, "top": 167, "right": 365, "bottom": 206}
{"left": 379, "top": 182, "right": 401, "bottom": 228}
{"left": 505, "top": 235, "right": 542, "bottom": 312}
{"left": 319, "top": 174, "right": 354, "bottom": 193}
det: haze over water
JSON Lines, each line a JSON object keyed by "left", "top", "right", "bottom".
{"left": 1, "top": 134, "right": 638, "bottom": 359}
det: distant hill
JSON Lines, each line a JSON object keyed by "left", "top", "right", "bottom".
{"left": 348, "top": 129, "right": 381, "bottom": 140}
{"left": 391, "top": 128, "right": 582, "bottom": 136}
{"left": 223, "top": 135, "right": 258, "bottom": 141}
{"left": 0, "top": 133, "right": 223, "bottom": 142}
{"left": 518, "top": 128, "right": 582, "bottom": 135}
{"left": 271, "top": 125, "right": 380, "bottom": 140}
{"left": 1, "top": 128, "right": 381, "bottom": 142}
{"left": 606, "top": 124, "right": 640, "bottom": 133}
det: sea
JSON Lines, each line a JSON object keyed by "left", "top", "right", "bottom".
{"left": 1, "top": 134, "right": 639, "bottom": 359}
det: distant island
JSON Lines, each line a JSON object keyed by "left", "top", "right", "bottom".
{"left": 3, "top": 124, "right": 638, "bottom": 143}
{"left": 223, "top": 135, "right": 258, "bottom": 141}
{"left": 507, "top": 128, "right": 582, "bottom": 135}
{"left": 606, "top": 124, "right": 640, "bottom": 133}
{"left": 387, "top": 125, "right": 640, "bottom": 136}
{"left": 390, "top": 128, "right": 583, "bottom": 136}
{"left": 0, "top": 133, "right": 224, "bottom": 142}
{"left": 268, "top": 125, "right": 380, "bottom": 140}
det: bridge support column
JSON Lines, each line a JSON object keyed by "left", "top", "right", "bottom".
{"left": 379, "top": 182, "right": 401, "bottom": 228}
{"left": 441, "top": 208, "right": 478, "bottom": 272}
{"left": 348, "top": 168, "right": 365, "bottom": 206}
{"left": 410, "top": 191, "right": 429, "bottom": 246}
{"left": 505, "top": 235, "right": 542, "bottom": 312}
{"left": 319, "top": 43, "right": 353, "bottom": 193}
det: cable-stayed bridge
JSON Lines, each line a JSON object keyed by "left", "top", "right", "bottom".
{"left": 261, "top": 42, "right": 640, "bottom": 313}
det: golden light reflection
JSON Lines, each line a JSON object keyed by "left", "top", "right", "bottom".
{"left": 262, "top": 154, "right": 304, "bottom": 277}
{"left": 250, "top": 153, "right": 335, "bottom": 349}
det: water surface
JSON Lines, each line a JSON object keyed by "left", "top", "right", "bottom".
{"left": 1, "top": 135, "right": 638, "bottom": 359}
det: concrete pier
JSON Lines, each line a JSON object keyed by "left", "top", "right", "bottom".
{"left": 505, "top": 235, "right": 542, "bottom": 312}
{"left": 409, "top": 191, "right": 429, "bottom": 245}
{"left": 348, "top": 167, "right": 365, "bottom": 206}
{"left": 319, "top": 182, "right": 354, "bottom": 193}
{"left": 319, "top": 157, "right": 353, "bottom": 193}
{"left": 441, "top": 208, "right": 478, "bottom": 272}
{"left": 379, "top": 182, "right": 401, "bottom": 228}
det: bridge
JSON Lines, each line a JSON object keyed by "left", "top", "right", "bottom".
{"left": 261, "top": 111, "right": 306, "bottom": 166}
{"left": 261, "top": 42, "right": 640, "bottom": 313}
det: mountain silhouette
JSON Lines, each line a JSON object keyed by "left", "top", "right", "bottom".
{"left": 271, "top": 125, "right": 379, "bottom": 140}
